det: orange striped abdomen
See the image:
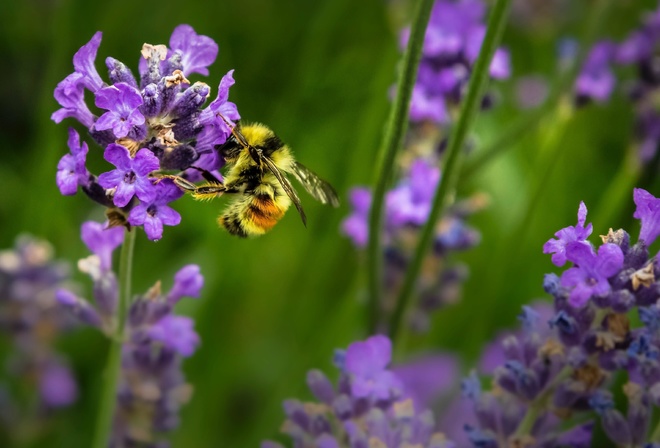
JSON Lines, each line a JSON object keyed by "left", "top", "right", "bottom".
{"left": 219, "top": 194, "right": 290, "bottom": 237}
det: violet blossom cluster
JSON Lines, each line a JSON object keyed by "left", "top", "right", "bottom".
{"left": 56, "top": 220, "right": 203, "bottom": 447}
{"left": 52, "top": 25, "right": 240, "bottom": 240}
{"left": 446, "top": 188, "right": 660, "bottom": 447}
{"left": 262, "top": 335, "right": 456, "bottom": 448}
{"left": 0, "top": 236, "right": 78, "bottom": 432}
{"left": 574, "top": 5, "right": 660, "bottom": 162}
{"left": 402, "top": 0, "right": 510, "bottom": 124}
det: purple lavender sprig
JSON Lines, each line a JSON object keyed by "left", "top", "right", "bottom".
{"left": 447, "top": 188, "right": 660, "bottom": 447}
{"left": 57, "top": 220, "right": 203, "bottom": 447}
{"left": 0, "top": 236, "right": 78, "bottom": 438}
{"left": 262, "top": 335, "right": 456, "bottom": 448}
{"left": 52, "top": 25, "right": 240, "bottom": 241}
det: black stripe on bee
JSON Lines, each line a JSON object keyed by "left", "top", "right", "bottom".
{"left": 260, "top": 135, "right": 283, "bottom": 156}
{"left": 222, "top": 216, "right": 248, "bottom": 238}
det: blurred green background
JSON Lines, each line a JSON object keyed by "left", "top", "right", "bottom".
{"left": 0, "top": 0, "right": 656, "bottom": 446}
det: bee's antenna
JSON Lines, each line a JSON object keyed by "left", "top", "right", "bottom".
{"left": 219, "top": 114, "right": 250, "bottom": 149}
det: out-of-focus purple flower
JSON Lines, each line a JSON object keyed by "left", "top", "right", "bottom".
{"left": 401, "top": 0, "right": 510, "bottom": 125}
{"left": 94, "top": 83, "right": 146, "bottom": 138}
{"left": 39, "top": 362, "right": 78, "bottom": 408}
{"left": 0, "top": 236, "right": 78, "bottom": 417}
{"left": 265, "top": 335, "right": 454, "bottom": 447}
{"left": 167, "top": 264, "right": 204, "bottom": 304}
{"left": 543, "top": 201, "right": 593, "bottom": 267}
{"left": 341, "top": 187, "right": 372, "bottom": 248}
{"left": 386, "top": 159, "right": 440, "bottom": 227}
{"left": 560, "top": 242, "right": 624, "bottom": 307}
{"left": 169, "top": 24, "right": 218, "bottom": 77}
{"left": 148, "top": 315, "right": 199, "bottom": 357}
{"left": 127, "top": 179, "right": 183, "bottom": 241}
{"left": 344, "top": 335, "right": 402, "bottom": 400}
{"left": 633, "top": 188, "right": 660, "bottom": 246}
{"left": 56, "top": 128, "right": 90, "bottom": 195}
{"left": 80, "top": 220, "right": 124, "bottom": 271}
{"left": 392, "top": 354, "right": 459, "bottom": 410}
{"left": 575, "top": 41, "right": 616, "bottom": 103}
{"left": 515, "top": 75, "right": 549, "bottom": 109}
{"left": 98, "top": 144, "right": 159, "bottom": 207}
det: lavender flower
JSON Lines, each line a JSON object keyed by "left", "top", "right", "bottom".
{"left": 445, "top": 189, "right": 660, "bottom": 446}
{"left": 52, "top": 25, "right": 240, "bottom": 240}
{"left": 543, "top": 201, "right": 593, "bottom": 267}
{"left": 57, "top": 220, "right": 203, "bottom": 447}
{"left": 262, "top": 335, "right": 454, "bottom": 448}
{"left": 574, "top": 41, "right": 616, "bottom": 104}
{"left": 0, "top": 235, "right": 78, "bottom": 423}
{"left": 401, "top": 0, "right": 511, "bottom": 125}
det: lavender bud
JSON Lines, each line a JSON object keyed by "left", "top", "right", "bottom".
{"left": 105, "top": 57, "right": 137, "bottom": 88}
{"left": 306, "top": 369, "right": 335, "bottom": 404}
{"left": 141, "top": 83, "right": 162, "bottom": 118}
{"left": 55, "top": 288, "right": 102, "bottom": 327}
{"left": 172, "top": 82, "right": 210, "bottom": 118}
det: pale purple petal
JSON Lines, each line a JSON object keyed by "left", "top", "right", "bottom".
{"left": 56, "top": 154, "right": 78, "bottom": 195}
{"left": 51, "top": 73, "right": 95, "bottom": 128}
{"left": 148, "top": 315, "right": 200, "bottom": 357}
{"left": 80, "top": 220, "right": 124, "bottom": 271}
{"left": 595, "top": 243, "right": 624, "bottom": 277}
{"left": 132, "top": 148, "right": 160, "bottom": 176}
{"left": 633, "top": 188, "right": 660, "bottom": 245}
{"left": 40, "top": 363, "right": 78, "bottom": 407}
{"left": 169, "top": 24, "right": 219, "bottom": 77}
{"left": 143, "top": 215, "right": 164, "bottom": 241}
{"left": 73, "top": 31, "right": 104, "bottom": 92}
{"left": 167, "top": 264, "right": 204, "bottom": 304}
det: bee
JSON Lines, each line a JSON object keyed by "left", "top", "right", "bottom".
{"left": 164, "top": 117, "right": 340, "bottom": 237}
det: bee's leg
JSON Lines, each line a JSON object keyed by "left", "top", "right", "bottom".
{"left": 156, "top": 174, "right": 199, "bottom": 193}
{"left": 188, "top": 166, "right": 223, "bottom": 185}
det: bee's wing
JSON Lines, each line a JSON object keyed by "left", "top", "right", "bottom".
{"left": 288, "top": 161, "right": 340, "bottom": 207}
{"left": 260, "top": 155, "right": 307, "bottom": 227}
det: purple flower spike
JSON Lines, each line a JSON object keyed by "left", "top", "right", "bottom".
{"left": 127, "top": 179, "right": 183, "bottom": 241}
{"left": 148, "top": 315, "right": 200, "bottom": 357}
{"left": 80, "top": 221, "right": 124, "bottom": 271}
{"left": 94, "top": 82, "right": 145, "bottom": 138}
{"left": 98, "top": 144, "right": 159, "bottom": 207}
{"left": 167, "top": 264, "right": 204, "bottom": 304}
{"left": 169, "top": 24, "right": 219, "bottom": 77}
{"left": 575, "top": 42, "right": 616, "bottom": 103}
{"left": 197, "top": 70, "right": 240, "bottom": 149}
{"left": 341, "top": 187, "right": 372, "bottom": 248}
{"left": 543, "top": 201, "right": 593, "bottom": 267}
{"left": 56, "top": 128, "right": 90, "bottom": 195}
{"left": 344, "top": 335, "right": 402, "bottom": 400}
{"left": 73, "top": 31, "right": 104, "bottom": 92}
{"left": 560, "top": 242, "right": 624, "bottom": 308}
{"left": 51, "top": 73, "right": 96, "bottom": 128}
{"left": 40, "top": 362, "right": 78, "bottom": 408}
{"left": 633, "top": 188, "right": 660, "bottom": 245}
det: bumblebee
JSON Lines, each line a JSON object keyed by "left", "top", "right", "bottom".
{"left": 165, "top": 118, "right": 340, "bottom": 237}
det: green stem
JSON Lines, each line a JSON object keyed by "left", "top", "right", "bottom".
{"left": 366, "top": 0, "right": 435, "bottom": 334}
{"left": 388, "top": 0, "right": 513, "bottom": 343}
{"left": 651, "top": 416, "right": 660, "bottom": 442}
{"left": 92, "top": 228, "right": 136, "bottom": 448}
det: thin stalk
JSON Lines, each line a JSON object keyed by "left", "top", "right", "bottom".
{"left": 388, "top": 0, "right": 513, "bottom": 343}
{"left": 92, "top": 228, "right": 136, "bottom": 448}
{"left": 366, "top": 0, "right": 435, "bottom": 334}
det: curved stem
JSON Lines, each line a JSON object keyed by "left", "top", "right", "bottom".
{"left": 92, "top": 228, "right": 136, "bottom": 448}
{"left": 388, "top": 0, "right": 513, "bottom": 344}
{"left": 366, "top": 0, "right": 436, "bottom": 334}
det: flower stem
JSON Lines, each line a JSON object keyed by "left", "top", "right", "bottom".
{"left": 388, "top": 0, "right": 513, "bottom": 344}
{"left": 366, "top": 0, "right": 435, "bottom": 334}
{"left": 92, "top": 228, "right": 136, "bottom": 448}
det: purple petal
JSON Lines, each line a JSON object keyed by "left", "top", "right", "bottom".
{"left": 634, "top": 188, "right": 660, "bottom": 245}
{"left": 51, "top": 73, "right": 95, "bottom": 128}
{"left": 156, "top": 205, "right": 182, "bottom": 226}
{"left": 80, "top": 220, "right": 124, "bottom": 271}
{"left": 97, "top": 169, "right": 123, "bottom": 190}
{"left": 127, "top": 203, "right": 148, "bottom": 226}
{"left": 113, "top": 181, "right": 136, "bottom": 208}
{"left": 167, "top": 264, "right": 204, "bottom": 304}
{"left": 132, "top": 148, "right": 161, "bottom": 176}
{"left": 148, "top": 315, "right": 200, "bottom": 356}
{"left": 143, "top": 215, "right": 164, "bottom": 241}
{"left": 169, "top": 24, "right": 219, "bottom": 77}
{"left": 102, "top": 143, "right": 132, "bottom": 170}
{"left": 595, "top": 243, "right": 624, "bottom": 277}
{"left": 56, "top": 154, "right": 78, "bottom": 195}
{"left": 40, "top": 363, "right": 77, "bottom": 407}
{"left": 73, "top": 31, "right": 104, "bottom": 92}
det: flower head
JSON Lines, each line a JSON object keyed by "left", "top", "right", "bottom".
{"left": 127, "top": 179, "right": 183, "bottom": 241}
{"left": 56, "top": 128, "right": 90, "bottom": 195}
{"left": 94, "top": 83, "right": 146, "bottom": 139}
{"left": 344, "top": 335, "right": 402, "bottom": 400}
{"left": 544, "top": 201, "right": 593, "bottom": 266}
{"left": 98, "top": 145, "right": 159, "bottom": 207}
